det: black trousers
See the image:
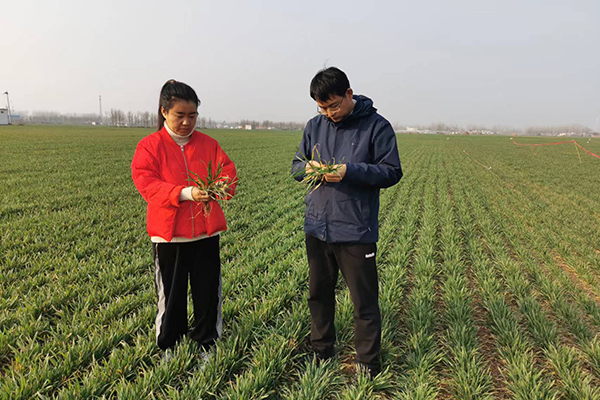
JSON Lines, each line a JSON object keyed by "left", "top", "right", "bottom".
{"left": 306, "top": 234, "right": 381, "bottom": 369}
{"left": 152, "top": 236, "right": 222, "bottom": 350}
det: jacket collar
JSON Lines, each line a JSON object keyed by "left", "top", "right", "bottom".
{"left": 159, "top": 127, "right": 198, "bottom": 146}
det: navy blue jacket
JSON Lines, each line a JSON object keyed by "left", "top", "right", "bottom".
{"left": 292, "top": 95, "right": 402, "bottom": 243}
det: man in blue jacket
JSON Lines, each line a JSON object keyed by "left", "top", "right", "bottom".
{"left": 292, "top": 67, "right": 402, "bottom": 378}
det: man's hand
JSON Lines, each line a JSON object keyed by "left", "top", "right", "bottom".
{"left": 192, "top": 187, "right": 211, "bottom": 202}
{"left": 305, "top": 160, "right": 321, "bottom": 174}
{"left": 324, "top": 164, "right": 346, "bottom": 183}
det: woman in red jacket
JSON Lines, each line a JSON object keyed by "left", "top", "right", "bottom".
{"left": 131, "top": 80, "right": 237, "bottom": 357}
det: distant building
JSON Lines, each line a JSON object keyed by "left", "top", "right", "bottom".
{"left": 244, "top": 124, "right": 253, "bottom": 130}
{"left": 0, "top": 108, "right": 8, "bottom": 125}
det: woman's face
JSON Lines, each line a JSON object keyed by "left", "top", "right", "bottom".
{"left": 162, "top": 99, "right": 198, "bottom": 136}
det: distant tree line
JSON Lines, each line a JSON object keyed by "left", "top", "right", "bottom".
{"left": 392, "top": 122, "right": 596, "bottom": 136}
{"left": 236, "top": 119, "right": 305, "bottom": 130}
{"left": 17, "top": 110, "right": 305, "bottom": 130}
{"left": 16, "top": 110, "right": 595, "bottom": 136}
{"left": 17, "top": 110, "right": 158, "bottom": 127}
{"left": 392, "top": 122, "right": 516, "bottom": 134}
{"left": 523, "top": 124, "right": 593, "bottom": 136}
{"left": 18, "top": 111, "right": 100, "bottom": 125}
{"left": 108, "top": 110, "right": 157, "bottom": 128}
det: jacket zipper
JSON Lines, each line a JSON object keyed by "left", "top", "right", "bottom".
{"left": 180, "top": 145, "right": 195, "bottom": 238}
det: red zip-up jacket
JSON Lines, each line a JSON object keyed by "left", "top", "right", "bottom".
{"left": 131, "top": 128, "right": 237, "bottom": 241}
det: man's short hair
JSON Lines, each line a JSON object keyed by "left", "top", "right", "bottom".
{"left": 310, "top": 67, "right": 350, "bottom": 102}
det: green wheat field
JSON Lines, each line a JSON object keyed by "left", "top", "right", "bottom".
{"left": 1, "top": 125, "right": 599, "bottom": 399}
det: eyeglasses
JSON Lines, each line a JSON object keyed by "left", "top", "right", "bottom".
{"left": 317, "top": 96, "right": 345, "bottom": 116}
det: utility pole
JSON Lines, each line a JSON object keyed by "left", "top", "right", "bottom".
{"left": 3, "top": 92, "right": 11, "bottom": 125}
{"left": 99, "top": 95, "right": 103, "bottom": 125}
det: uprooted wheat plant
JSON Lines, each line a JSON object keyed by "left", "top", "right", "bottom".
{"left": 187, "top": 158, "right": 237, "bottom": 213}
{"left": 295, "top": 144, "right": 343, "bottom": 194}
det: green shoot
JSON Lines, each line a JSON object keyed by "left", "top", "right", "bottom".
{"left": 294, "top": 145, "right": 343, "bottom": 194}
{"left": 187, "top": 159, "right": 237, "bottom": 214}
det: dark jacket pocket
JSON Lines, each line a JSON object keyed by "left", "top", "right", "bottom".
{"left": 330, "top": 198, "right": 369, "bottom": 229}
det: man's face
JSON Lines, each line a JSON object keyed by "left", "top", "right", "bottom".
{"left": 316, "top": 89, "right": 354, "bottom": 123}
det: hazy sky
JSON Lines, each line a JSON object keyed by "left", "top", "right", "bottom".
{"left": 2, "top": 0, "right": 599, "bottom": 128}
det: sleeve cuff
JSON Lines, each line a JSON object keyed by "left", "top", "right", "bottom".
{"left": 293, "top": 161, "right": 307, "bottom": 180}
{"left": 170, "top": 185, "right": 186, "bottom": 206}
{"left": 179, "top": 186, "right": 195, "bottom": 202}
{"left": 344, "top": 163, "right": 357, "bottom": 181}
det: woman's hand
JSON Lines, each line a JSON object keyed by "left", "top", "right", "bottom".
{"left": 192, "top": 187, "right": 211, "bottom": 202}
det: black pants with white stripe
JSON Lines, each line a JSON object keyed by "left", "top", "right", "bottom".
{"left": 306, "top": 234, "right": 381, "bottom": 370}
{"left": 153, "top": 236, "right": 222, "bottom": 350}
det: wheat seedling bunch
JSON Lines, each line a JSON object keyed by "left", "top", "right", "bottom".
{"left": 295, "top": 145, "right": 343, "bottom": 194}
{"left": 188, "top": 159, "right": 237, "bottom": 214}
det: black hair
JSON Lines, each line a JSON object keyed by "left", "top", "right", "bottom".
{"left": 309, "top": 67, "right": 350, "bottom": 102}
{"left": 157, "top": 79, "right": 201, "bottom": 130}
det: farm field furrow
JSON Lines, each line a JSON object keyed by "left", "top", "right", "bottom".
{"left": 457, "top": 158, "right": 599, "bottom": 399}
{"left": 453, "top": 170, "right": 559, "bottom": 399}
{"left": 454, "top": 149, "right": 600, "bottom": 333}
